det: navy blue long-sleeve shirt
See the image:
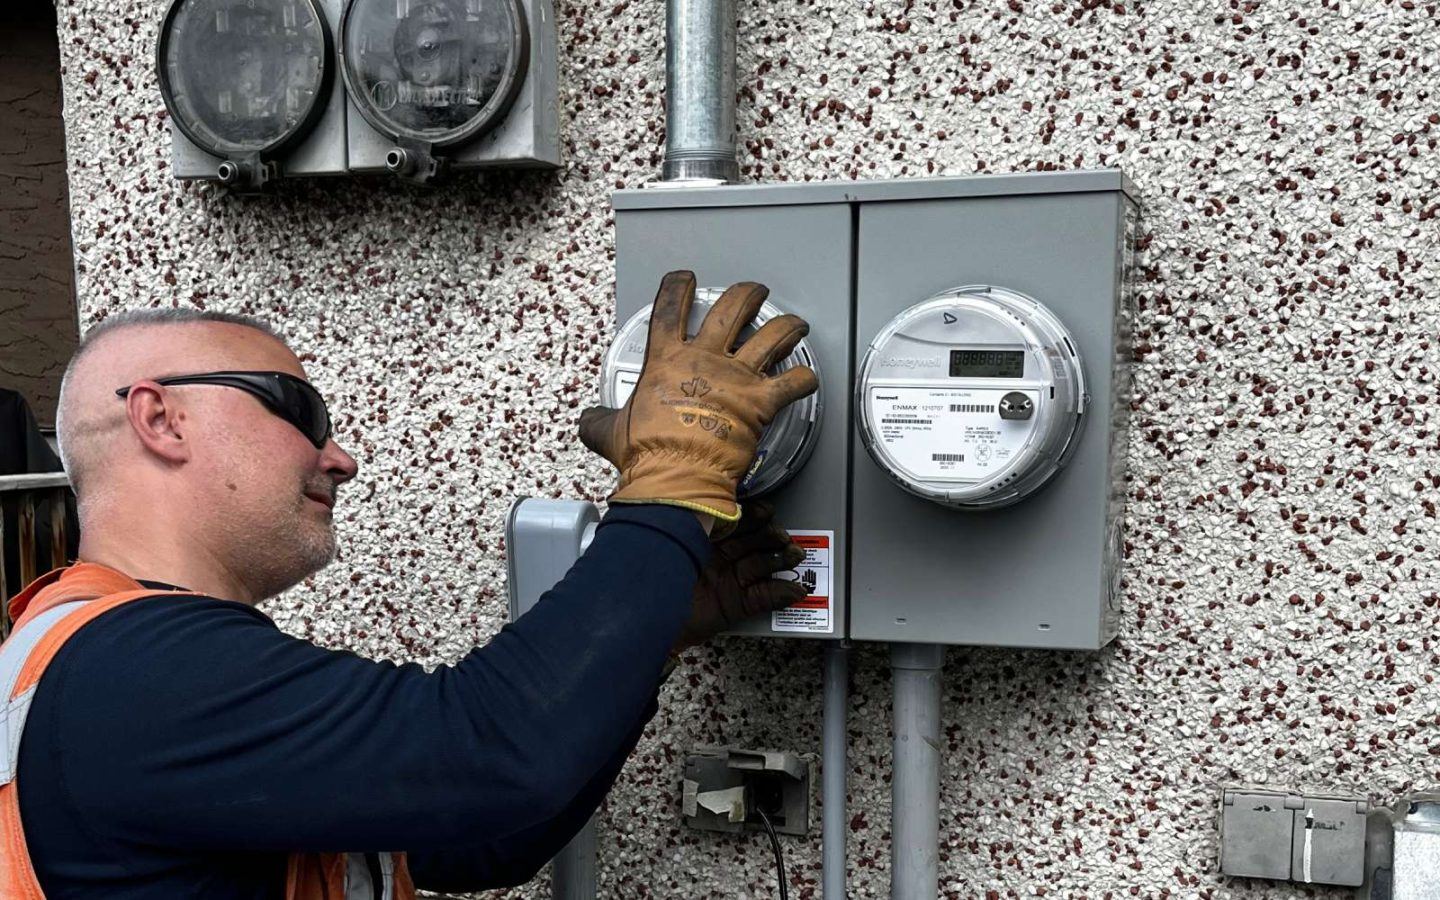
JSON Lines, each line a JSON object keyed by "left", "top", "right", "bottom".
{"left": 17, "top": 505, "right": 709, "bottom": 898}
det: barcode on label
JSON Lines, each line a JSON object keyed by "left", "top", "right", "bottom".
{"left": 882, "top": 418, "right": 932, "bottom": 425}
{"left": 931, "top": 453, "right": 966, "bottom": 462}
{"left": 949, "top": 404, "right": 991, "bottom": 413}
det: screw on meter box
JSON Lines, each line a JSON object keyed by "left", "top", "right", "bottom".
{"left": 771, "top": 531, "right": 833, "bottom": 634}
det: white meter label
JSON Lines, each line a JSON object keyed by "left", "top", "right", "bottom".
{"left": 614, "top": 370, "right": 639, "bottom": 406}
{"left": 868, "top": 387, "right": 1036, "bottom": 480}
{"left": 771, "top": 530, "right": 833, "bottom": 634}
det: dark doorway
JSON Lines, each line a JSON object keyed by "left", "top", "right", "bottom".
{"left": 1, "top": 0, "right": 80, "bottom": 431}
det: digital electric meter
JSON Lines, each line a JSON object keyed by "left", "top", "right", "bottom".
{"left": 601, "top": 289, "right": 823, "bottom": 498}
{"left": 856, "top": 284, "right": 1087, "bottom": 509}
{"left": 339, "top": 0, "right": 529, "bottom": 179}
{"left": 157, "top": 0, "right": 335, "bottom": 188}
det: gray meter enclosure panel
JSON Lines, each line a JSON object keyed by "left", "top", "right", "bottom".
{"left": 345, "top": 0, "right": 559, "bottom": 172}
{"left": 613, "top": 203, "right": 853, "bottom": 641}
{"left": 170, "top": 0, "right": 350, "bottom": 179}
{"left": 850, "top": 192, "right": 1134, "bottom": 649}
{"left": 612, "top": 172, "right": 1135, "bottom": 648}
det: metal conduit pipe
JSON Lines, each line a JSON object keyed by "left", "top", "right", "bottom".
{"left": 552, "top": 821, "right": 597, "bottom": 899}
{"left": 889, "top": 643, "right": 945, "bottom": 900}
{"left": 662, "top": 0, "right": 740, "bottom": 183}
{"left": 822, "top": 641, "right": 851, "bottom": 899}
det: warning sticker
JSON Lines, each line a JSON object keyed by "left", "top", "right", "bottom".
{"left": 771, "top": 530, "right": 834, "bottom": 634}
{"left": 867, "top": 387, "right": 1037, "bottom": 481}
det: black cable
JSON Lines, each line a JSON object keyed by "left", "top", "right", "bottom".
{"left": 755, "top": 806, "right": 788, "bottom": 900}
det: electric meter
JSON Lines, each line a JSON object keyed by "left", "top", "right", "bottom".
{"left": 157, "top": 0, "right": 335, "bottom": 189}
{"left": 601, "top": 289, "right": 823, "bottom": 497}
{"left": 339, "top": 0, "right": 529, "bottom": 180}
{"left": 857, "top": 284, "right": 1087, "bottom": 510}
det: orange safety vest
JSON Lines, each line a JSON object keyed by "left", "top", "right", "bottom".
{"left": 0, "top": 563, "right": 416, "bottom": 900}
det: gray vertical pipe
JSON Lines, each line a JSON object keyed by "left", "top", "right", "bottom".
{"left": 552, "top": 822, "right": 597, "bottom": 899}
{"left": 823, "top": 641, "right": 851, "bottom": 899}
{"left": 662, "top": 0, "right": 740, "bottom": 183}
{"left": 552, "top": 522, "right": 601, "bottom": 899}
{"left": 890, "top": 643, "right": 944, "bottom": 900}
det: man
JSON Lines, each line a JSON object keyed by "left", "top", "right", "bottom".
{"left": 0, "top": 271, "right": 818, "bottom": 897}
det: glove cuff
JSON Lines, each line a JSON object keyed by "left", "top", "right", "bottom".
{"left": 608, "top": 494, "right": 741, "bottom": 523}
{"left": 610, "top": 453, "right": 742, "bottom": 523}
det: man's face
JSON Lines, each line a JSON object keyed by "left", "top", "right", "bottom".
{"left": 179, "top": 330, "right": 359, "bottom": 599}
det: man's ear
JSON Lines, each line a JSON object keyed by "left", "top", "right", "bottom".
{"left": 123, "top": 381, "right": 191, "bottom": 465}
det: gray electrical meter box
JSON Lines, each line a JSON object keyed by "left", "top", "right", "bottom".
{"left": 611, "top": 197, "right": 852, "bottom": 641}
{"left": 159, "top": 0, "right": 350, "bottom": 187}
{"left": 340, "top": 0, "right": 559, "bottom": 180}
{"left": 612, "top": 171, "right": 1138, "bottom": 648}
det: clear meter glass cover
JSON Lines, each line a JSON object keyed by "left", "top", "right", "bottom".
{"left": 857, "top": 285, "right": 1087, "bottom": 509}
{"left": 340, "top": 0, "right": 528, "bottom": 146}
{"left": 602, "top": 289, "right": 823, "bottom": 498}
{"left": 157, "top": 0, "right": 333, "bottom": 157}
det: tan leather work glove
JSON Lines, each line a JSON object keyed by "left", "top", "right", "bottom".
{"left": 673, "top": 501, "right": 810, "bottom": 651}
{"left": 579, "top": 271, "right": 818, "bottom": 527}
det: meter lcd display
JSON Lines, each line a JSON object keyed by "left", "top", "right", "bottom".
{"left": 949, "top": 349, "right": 1024, "bottom": 378}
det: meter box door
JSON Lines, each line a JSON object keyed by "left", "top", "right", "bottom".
{"left": 611, "top": 198, "right": 853, "bottom": 641}
{"left": 851, "top": 187, "right": 1138, "bottom": 649}
{"left": 162, "top": 0, "right": 350, "bottom": 186}
{"left": 342, "top": 0, "right": 559, "bottom": 179}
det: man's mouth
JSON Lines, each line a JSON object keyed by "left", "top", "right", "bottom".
{"left": 304, "top": 490, "right": 335, "bottom": 510}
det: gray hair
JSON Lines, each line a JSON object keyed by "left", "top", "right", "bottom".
{"left": 73, "top": 307, "right": 278, "bottom": 351}
{"left": 56, "top": 308, "right": 281, "bottom": 494}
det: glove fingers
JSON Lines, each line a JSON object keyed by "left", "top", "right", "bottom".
{"left": 736, "top": 499, "right": 775, "bottom": 526}
{"left": 734, "top": 314, "right": 809, "bottom": 372}
{"left": 765, "top": 365, "right": 821, "bottom": 409}
{"left": 693, "top": 281, "right": 768, "bottom": 354}
{"left": 723, "top": 500, "right": 775, "bottom": 541}
{"left": 733, "top": 543, "right": 805, "bottom": 584}
{"left": 578, "top": 406, "right": 622, "bottom": 462}
{"left": 742, "top": 580, "right": 810, "bottom": 617}
{"left": 646, "top": 270, "right": 698, "bottom": 352}
{"left": 719, "top": 522, "right": 799, "bottom": 562}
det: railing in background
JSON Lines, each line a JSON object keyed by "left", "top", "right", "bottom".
{"left": 0, "top": 472, "right": 72, "bottom": 639}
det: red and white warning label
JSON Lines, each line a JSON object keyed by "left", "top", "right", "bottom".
{"left": 771, "top": 530, "right": 834, "bottom": 634}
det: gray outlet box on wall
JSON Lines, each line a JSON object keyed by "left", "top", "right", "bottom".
{"left": 612, "top": 171, "right": 1137, "bottom": 649}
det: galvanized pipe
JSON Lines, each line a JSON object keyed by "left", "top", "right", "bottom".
{"left": 662, "top": 0, "right": 739, "bottom": 183}
{"left": 890, "top": 643, "right": 944, "bottom": 900}
{"left": 552, "top": 821, "right": 597, "bottom": 899}
{"left": 823, "top": 641, "right": 850, "bottom": 898}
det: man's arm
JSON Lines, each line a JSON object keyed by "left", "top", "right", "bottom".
{"left": 407, "top": 697, "right": 657, "bottom": 892}
{"left": 28, "top": 506, "right": 707, "bottom": 856}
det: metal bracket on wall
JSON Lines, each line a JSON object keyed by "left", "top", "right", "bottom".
{"left": 682, "top": 748, "right": 810, "bottom": 837}
{"left": 1358, "top": 793, "right": 1440, "bottom": 899}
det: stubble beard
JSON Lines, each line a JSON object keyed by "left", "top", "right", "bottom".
{"left": 230, "top": 499, "right": 339, "bottom": 602}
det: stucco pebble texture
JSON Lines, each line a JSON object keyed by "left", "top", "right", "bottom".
{"left": 54, "top": 0, "right": 1438, "bottom": 896}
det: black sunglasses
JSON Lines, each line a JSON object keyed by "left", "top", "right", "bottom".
{"left": 115, "top": 371, "right": 333, "bottom": 449}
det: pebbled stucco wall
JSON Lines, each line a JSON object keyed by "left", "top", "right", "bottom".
{"left": 53, "top": 0, "right": 1439, "bottom": 896}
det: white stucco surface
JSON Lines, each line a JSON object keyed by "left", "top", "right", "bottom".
{"left": 54, "top": 0, "right": 1438, "bottom": 895}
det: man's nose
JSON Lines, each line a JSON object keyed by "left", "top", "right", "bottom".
{"left": 321, "top": 439, "right": 360, "bottom": 484}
